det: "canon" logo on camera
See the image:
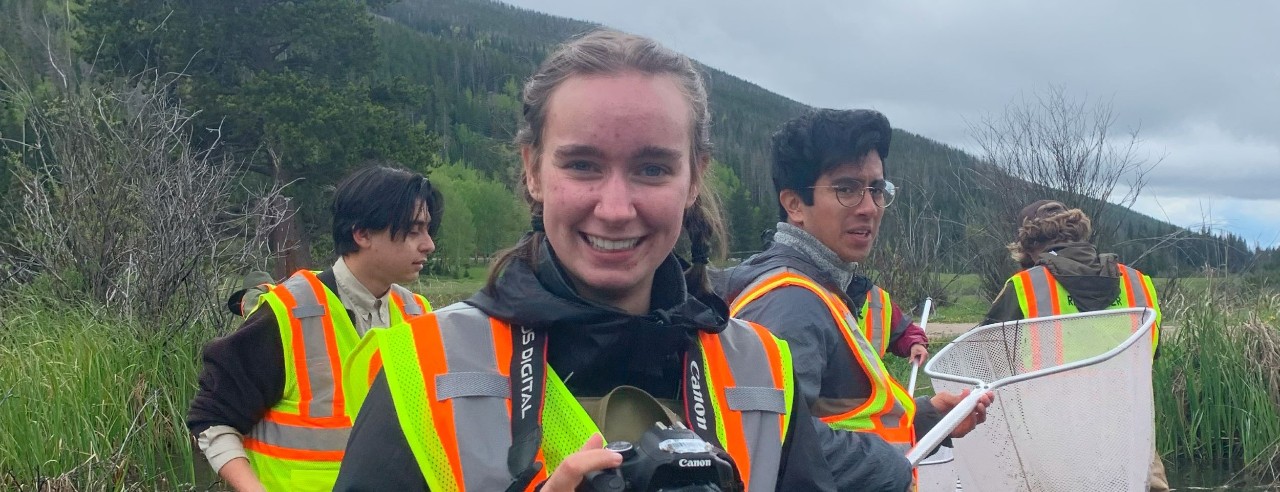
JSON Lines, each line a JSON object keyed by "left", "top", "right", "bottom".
{"left": 678, "top": 459, "right": 711, "bottom": 468}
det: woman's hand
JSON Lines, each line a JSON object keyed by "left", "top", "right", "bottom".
{"left": 540, "top": 433, "right": 623, "bottom": 492}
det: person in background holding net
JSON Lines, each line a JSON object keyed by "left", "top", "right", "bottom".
{"left": 718, "top": 109, "right": 992, "bottom": 490}
{"left": 981, "top": 199, "right": 1167, "bottom": 492}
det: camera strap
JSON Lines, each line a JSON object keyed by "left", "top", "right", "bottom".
{"left": 507, "top": 324, "right": 548, "bottom": 491}
{"left": 681, "top": 332, "right": 725, "bottom": 450}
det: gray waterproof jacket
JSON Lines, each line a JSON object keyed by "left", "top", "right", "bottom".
{"left": 716, "top": 240, "right": 942, "bottom": 492}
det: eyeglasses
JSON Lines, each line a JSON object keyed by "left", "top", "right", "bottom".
{"left": 809, "top": 180, "right": 897, "bottom": 208}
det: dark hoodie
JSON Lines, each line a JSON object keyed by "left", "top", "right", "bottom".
{"left": 982, "top": 241, "right": 1122, "bottom": 327}
{"left": 334, "top": 243, "right": 840, "bottom": 491}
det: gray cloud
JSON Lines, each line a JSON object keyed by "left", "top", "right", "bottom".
{"left": 504, "top": 0, "right": 1280, "bottom": 243}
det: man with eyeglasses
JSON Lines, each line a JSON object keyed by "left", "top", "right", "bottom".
{"left": 717, "top": 109, "right": 990, "bottom": 490}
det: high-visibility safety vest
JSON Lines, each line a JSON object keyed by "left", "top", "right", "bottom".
{"left": 729, "top": 268, "right": 916, "bottom": 452}
{"left": 343, "top": 328, "right": 390, "bottom": 418}
{"left": 860, "top": 286, "right": 895, "bottom": 358}
{"left": 1009, "top": 263, "right": 1161, "bottom": 367}
{"left": 242, "top": 269, "right": 429, "bottom": 491}
{"left": 373, "top": 303, "right": 796, "bottom": 491}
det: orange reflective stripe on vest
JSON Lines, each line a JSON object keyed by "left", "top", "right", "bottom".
{"left": 1118, "top": 264, "right": 1160, "bottom": 350}
{"left": 416, "top": 314, "right": 467, "bottom": 486}
{"left": 1013, "top": 269, "right": 1065, "bottom": 367}
{"left": 743, "top": 321, "right": 791, "bottom": 444}
{"left": 1118, "top": 265, "right": 1155, "bottom": 311}
{"left": 296, "top": 272, "right": 348, "bottom": 420}
{"left": 697, "top": 320, "right": 790, "bottom": 491}
{"left": 485, "top": 316, "right": 550, "bottom": 492}
{"left": 242, "top": 419, "right": 348, "bottom": 461}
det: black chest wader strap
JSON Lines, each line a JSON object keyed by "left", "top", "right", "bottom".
{"left": 315, "top": 269, "right": 361, "bottom": 321}
{"left": 682, "top": 332, "right": 725, "bottom": 450}
{"left": 317, "top": 269, "right": 338, "bottom": 295}
{"left": 506, "top": 325, "right": 548, "bottom": 492}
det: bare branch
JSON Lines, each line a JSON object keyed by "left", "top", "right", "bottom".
{"left": 959, "top": 85, "right": 1163, "bottom": 296}
{"left": 0, "top": 68, "right": 286, "bottom": 328}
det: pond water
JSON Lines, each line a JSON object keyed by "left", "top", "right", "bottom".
{"left": 1167, "top": 464, "right": 1276, "bottom": 490}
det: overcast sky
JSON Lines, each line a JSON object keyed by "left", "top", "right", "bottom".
{"left": 501, "top": 0, "right": 1280, "bottom": 248}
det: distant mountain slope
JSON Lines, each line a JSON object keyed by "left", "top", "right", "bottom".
{"left": 370, "top": 0, "right": 1254, "bottom": 274}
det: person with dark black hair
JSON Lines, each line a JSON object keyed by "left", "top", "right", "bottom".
{"left": 331, "top": 165, "right": 444, "bottom": 257}
{"left": 719, "top": 109, "right": 991, "bottom": 490}
{"left": 188, "top": 164, "right": 440, "bottom": 491}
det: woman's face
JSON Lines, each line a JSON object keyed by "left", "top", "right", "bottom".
{"left": 523, "top": 72, "right": 700, "bottom": 314}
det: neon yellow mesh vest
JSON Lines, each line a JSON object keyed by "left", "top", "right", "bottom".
{"left": 242, "top": 270, "right": 429, "bottom": 491}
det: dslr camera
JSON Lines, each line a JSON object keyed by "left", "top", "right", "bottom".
{"left": 580, "top": 422, "right": 742, "bottom": 492}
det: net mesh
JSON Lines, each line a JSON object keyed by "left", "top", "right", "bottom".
{"left": 917, "top": 445, "right": 959, "bottom": 492}
{"left": 927, "top": 309, "right": 1154, "bottom": 492}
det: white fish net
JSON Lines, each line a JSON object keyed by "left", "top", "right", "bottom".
{"left": 917, "top": 445, "right": 959, "bottom": 492}
{"left": 925, "top": 308, "right": 1155, "bottom": 492}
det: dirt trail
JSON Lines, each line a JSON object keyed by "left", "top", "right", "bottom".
{"left": 927, "top": 322, "right": 976, "bottom": 337}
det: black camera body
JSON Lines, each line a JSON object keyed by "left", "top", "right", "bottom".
{"left": 581, "top": 423, "right": 742, "bottom": 492}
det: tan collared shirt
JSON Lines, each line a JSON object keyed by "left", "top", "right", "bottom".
{"left": 332, "top": 257, "right": 394, "bottom": 336}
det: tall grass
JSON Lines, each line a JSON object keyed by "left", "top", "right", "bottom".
{"left": 404, "top": 266, "right": 489, "bottom": 307}
{"left": 0, "top": 290, "right": 213, "bottom": 490}
{"left": 1154, "top": 276, "right": 1280, "bottom": 482}
{"left": 0, "top": 267, "right": 483, "bottom": 490}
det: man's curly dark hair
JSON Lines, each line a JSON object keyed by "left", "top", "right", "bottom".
{"left": 770, "top": 109, "right": 892, "bottom": 220}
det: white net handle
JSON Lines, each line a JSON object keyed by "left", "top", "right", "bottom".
{"left": 906, "top": 386, "right": 992, "bottom": 466}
